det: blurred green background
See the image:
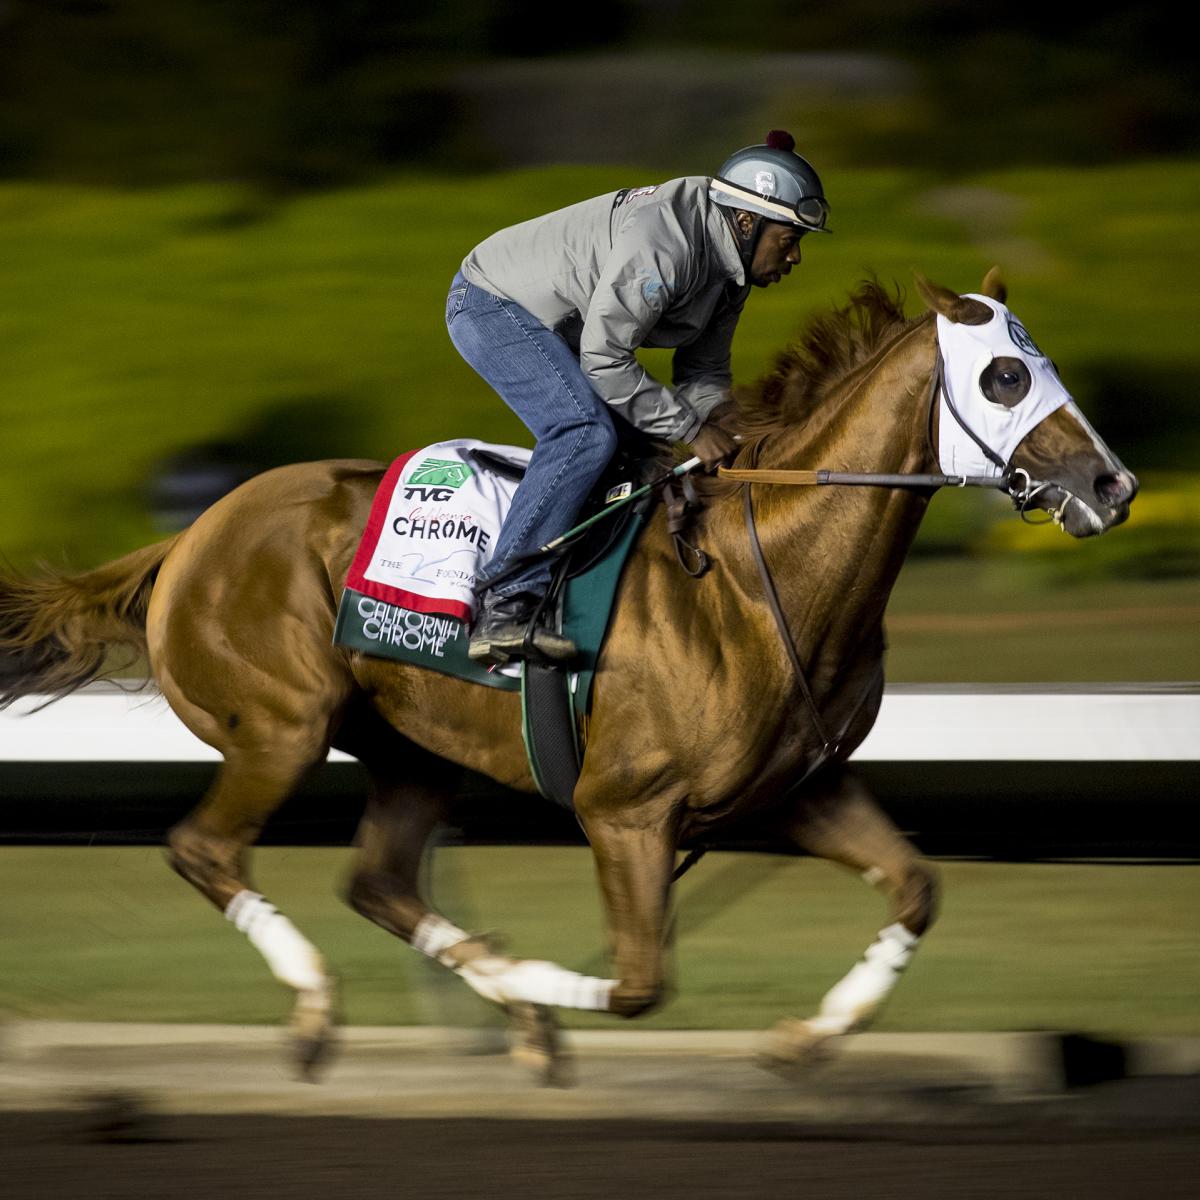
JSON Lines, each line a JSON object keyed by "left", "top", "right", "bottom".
{"left": 1, "top": 0, "right": 1197, "bottom": 679}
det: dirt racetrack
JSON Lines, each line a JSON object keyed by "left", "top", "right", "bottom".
{"left": 5, "top": 1108, "right": 1200, "bottom": 1200}
{"left": 3, "top": 1025, "right": 1199, "bottom": 1198}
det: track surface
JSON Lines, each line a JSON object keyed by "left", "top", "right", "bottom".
{"left": 3, "top": 1027, "right": 1199, "bottom": 1199}
{"left": 5, "top": 1110, "right": 1199, "bottom": 1199}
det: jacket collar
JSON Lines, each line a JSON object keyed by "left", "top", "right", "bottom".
{"left": 706, "top": 195, "right": 747, "bottom": 287}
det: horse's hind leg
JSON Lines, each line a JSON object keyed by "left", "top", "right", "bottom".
{"left": 343, "top": 744, "right": 579, "bottom": 1086}
{"left": 167, "top": 743, "right": 338, "bottom": 1078}
{"left": 763, "top": 768, "right": 939, "bottom": 1071}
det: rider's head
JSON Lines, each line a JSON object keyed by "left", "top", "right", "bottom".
{"left": 709, "top": 130, "right": 830, "bottom": 288}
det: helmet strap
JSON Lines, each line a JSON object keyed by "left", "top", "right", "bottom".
{"left": 720, "top": 207, "right": 765, "bottom": 273}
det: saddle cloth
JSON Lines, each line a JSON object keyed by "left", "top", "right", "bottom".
{"left": 344, "top": 438, "right": 531, "bottom": 622}
{"left": 334, "top": 439, "right": 650, "bottom": 694}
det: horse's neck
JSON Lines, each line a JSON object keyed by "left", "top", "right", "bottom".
{"left": 726, "top": 319, "right": 938, "bottom": 682}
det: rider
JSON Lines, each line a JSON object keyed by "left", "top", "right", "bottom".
{"left": 445, "top": 130, "right": 830, "bottom": 666}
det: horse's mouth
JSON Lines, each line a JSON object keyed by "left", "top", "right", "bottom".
{"left": 1035, "top": 485, "right": 1130, "bottom": 538}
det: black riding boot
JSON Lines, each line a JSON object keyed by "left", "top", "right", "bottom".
{"left": 467, "top": 594, "right": 577, "bottom": 666}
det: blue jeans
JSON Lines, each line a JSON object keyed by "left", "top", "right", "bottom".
{"left": 445, "top": 270, "right": 617, "bottom": 601}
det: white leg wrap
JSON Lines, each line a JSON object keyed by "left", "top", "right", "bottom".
{"left": 225, "top": 890, "right": 326, "bottom": 993}
{"left": 807, "top": 922, "right": 919, "bottom": 1036}
{"left": 457, "top": 958, "right": 616, "bottom": 1011}
{"left": 410, "top": 914, "right": 616, "bottom": 1012}
{"left": 411, "top": 913, "right": 472, "bottom": 959}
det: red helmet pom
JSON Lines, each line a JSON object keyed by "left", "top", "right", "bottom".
{"left": 765, "top": 129, "right": 796, "bottom": 152}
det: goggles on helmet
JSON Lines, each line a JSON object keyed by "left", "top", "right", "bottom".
{"left": 709, "top": 177, "right": 831, "bottom": 233}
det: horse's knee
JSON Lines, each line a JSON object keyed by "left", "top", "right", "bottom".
{"left": 344, "top": 870, "right": 423, "bottom": 939}
{"left": 893, "top": 860, "right": 940, "bottom": 936}
{"left": 344, "top": 870, "right": 394, "bottom": 923}
{"left": 609, "top": 980, "right": 665, "bottom": 1019}
{"left": 165, "top": 821, "right": 242, "bottom": 906}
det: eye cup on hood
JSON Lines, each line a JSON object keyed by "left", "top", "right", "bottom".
{"left": 979, "top": 357, "right": 1033, "bottom": 409}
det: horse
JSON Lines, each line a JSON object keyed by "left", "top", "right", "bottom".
{"left": 0, "top": 270, "right": 1136, "bottom": 1085}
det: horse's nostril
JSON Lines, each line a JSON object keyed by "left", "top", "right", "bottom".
{"left": 1094, "top": 473, "right": 1132, "bottom": 506}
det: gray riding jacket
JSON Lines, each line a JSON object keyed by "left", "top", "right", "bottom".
{"left": 461, "top": 176, "right": 750, "bottom": 443}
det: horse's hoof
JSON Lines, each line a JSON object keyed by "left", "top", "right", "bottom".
{"left": 758, "top": 1018, "right": 837, "bottom": 1079}
{"left": 289, "top": 979, "right": 339, "bottom": 1082}
{"left": 507, "top": 1002, "right": 575, "bottom": 1088}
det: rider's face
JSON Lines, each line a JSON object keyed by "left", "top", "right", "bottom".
{"left": 749, "top": 221, "right": 804, "bottom": 288}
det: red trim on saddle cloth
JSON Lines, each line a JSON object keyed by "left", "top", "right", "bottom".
{"left": 344, "top": 450, "right": 474, "bottom": 623}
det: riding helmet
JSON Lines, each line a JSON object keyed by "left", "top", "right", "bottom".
{"left": 710, "top": 130, "right": 830, "bottom": 233}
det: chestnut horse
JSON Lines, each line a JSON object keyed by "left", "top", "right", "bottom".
{"left": 0, "top": 272, "right": 1136, "bottom": 1084}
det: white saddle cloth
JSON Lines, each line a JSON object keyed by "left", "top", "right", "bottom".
{"left": 345, "top": 438, "right": 531, "bottom": 621}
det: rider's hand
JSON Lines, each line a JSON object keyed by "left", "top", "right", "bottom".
{"left": 687, "top": 421, "right": 738, "bottom": 471}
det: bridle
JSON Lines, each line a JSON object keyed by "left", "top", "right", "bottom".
{"left": 715, "top": 341, "right": 1087, "bottom": 765}
{"left": 719, "top": 353, "right": 1068, "bottom": 510}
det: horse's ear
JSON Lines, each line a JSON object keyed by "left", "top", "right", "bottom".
{"left": 913, "top": 271, "right": 993, "bottom": 325}
{"left": 980, "top": 266, "right": 1007, "bottom": 304}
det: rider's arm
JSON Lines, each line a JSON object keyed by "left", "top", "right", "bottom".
{"left": 670, "top": 292, "right": 747, "bottom": 421}
{"left": 578, "top": 210, "right": 704, "bottom": 443}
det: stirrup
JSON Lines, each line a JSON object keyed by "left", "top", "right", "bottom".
{"left": 468, "top": 622, "right": 577, "bottom": 667}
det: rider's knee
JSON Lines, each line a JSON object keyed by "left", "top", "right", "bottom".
{"left": 609, "top": 979, "right": 665, "bottom": 1019}
{"left": 577, "top": 414, "right": 617, "bottom": 463}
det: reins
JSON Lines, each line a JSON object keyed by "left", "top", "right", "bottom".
{"left": 740, "top": 483, "right": 838, "bottom": 757}
{"left": 718, "top": 355, "right": 1013, "bottom": 494}
{"left": 483, "top": 327, "right": 1068, "bottom": 781}
{"left": 719, "top": 466, "right": 1008, "bottom": 489}
{"left": 715, "top": 346, "right": 1060, "bottom": 769}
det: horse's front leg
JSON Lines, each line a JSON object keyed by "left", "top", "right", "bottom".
{"left": 763, "top": 767, "right": 940, "bottom": 1072}
{"left": 583, "top": 818, "right": 678, "bottom": 1018}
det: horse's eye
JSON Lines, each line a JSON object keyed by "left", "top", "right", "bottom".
{"left": 980, "top": 357, "right": 1032, "bottom": 407}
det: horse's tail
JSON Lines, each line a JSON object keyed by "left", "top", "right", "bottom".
{"left": 0, "top": 536, "right": 180, "bottom": 709}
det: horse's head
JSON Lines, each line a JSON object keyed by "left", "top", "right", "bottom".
{"left": 916, "top": 269, "right": 1137, "bottom": 537}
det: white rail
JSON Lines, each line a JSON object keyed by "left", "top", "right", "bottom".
{"left": 1, "top": 683, "right": 1197, "bottom": 763}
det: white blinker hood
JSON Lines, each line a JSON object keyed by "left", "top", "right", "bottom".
{"left": 936, "top": 295, "right": 1072, "bottom": 477}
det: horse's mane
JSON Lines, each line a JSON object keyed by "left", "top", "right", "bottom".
{"left": 731, "top": 277, "right": 914, "bottom": 438}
